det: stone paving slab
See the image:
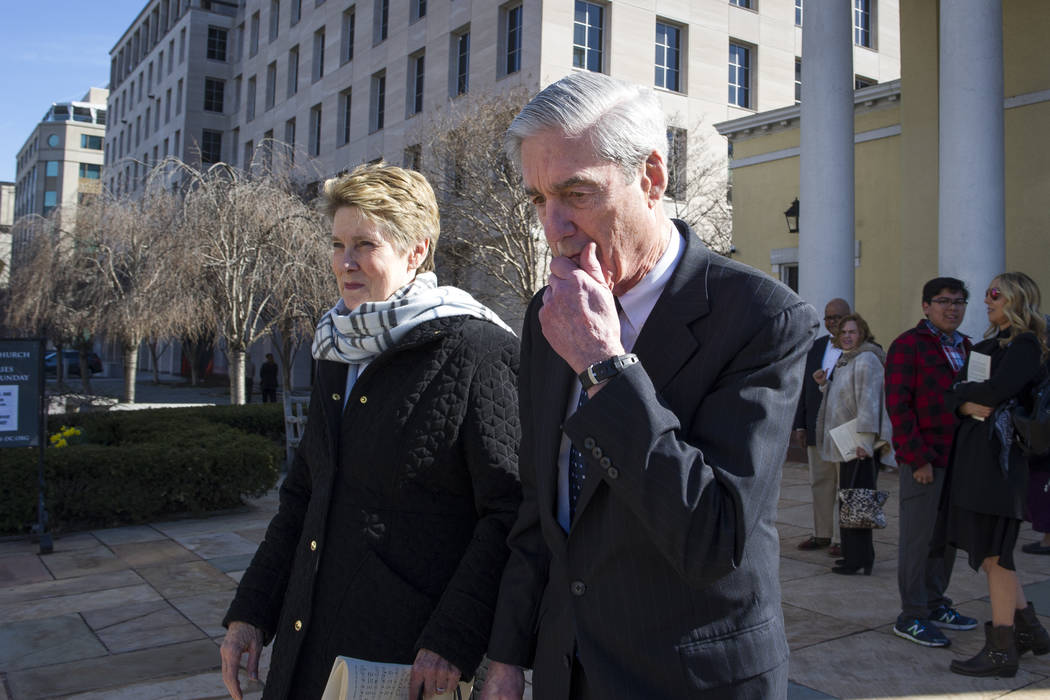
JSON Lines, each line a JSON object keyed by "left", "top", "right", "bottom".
{"left": 4, "top": 639, "right": 221, "bottom": 698}
{"left": 136, "top": 561, "right": 237, "bottom": 601}
{"left": 208, "top": 553, "right": 255, "bottom": 573}
{"left": 91, "top": 526, "right": 166, "bottom": 547}
{"left": 38, "top": 545, "right": 129, "bottom": 580}
{"left": 172, "top": 532, "right": 260, "bottom": 560}
{"left": 0, "top": 584, "right": 162, "bottom": 625}
{"left": 109, "top": 540, "right": 199, "bottom": 568}
{"left": 0, "top": 614, "right": 107, "bottom": 671}
{"left": 82, "top": 600, "right": 206, "bottom": 654}
{"left": 170, "top": 590, "right": 237, "bottom": 638}
{"left": 0, "top": 554, "right": 53, "bottom": 588}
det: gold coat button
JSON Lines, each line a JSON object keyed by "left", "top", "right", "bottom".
{"left": 331, "top": 393, "right": 340, "bottom": 401}
{"left": 359, "top": 395, "right": 368, "bottom": 404}
{"left": 294, "top": 620, "right": 302, "bottom": 631}
{"left": 309, "top": 540, "right": 317, "bottom": 551}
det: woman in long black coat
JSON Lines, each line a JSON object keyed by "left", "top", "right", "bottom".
{"left": 943, "top": 272, "right": 1050, "bottom": 677}
{"left": 220, "top": 163, "right": 522, "bottom": 700}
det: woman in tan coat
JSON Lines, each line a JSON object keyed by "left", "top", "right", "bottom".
{"left": 815, "top": 313, "right": 896, "bottom": 575}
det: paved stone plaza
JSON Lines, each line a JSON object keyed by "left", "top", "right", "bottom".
{"left": 3, "top": 461, "right": 1050, "bottom": 698}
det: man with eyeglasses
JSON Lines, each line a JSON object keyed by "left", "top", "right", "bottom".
{"left": 887, "top": 277, "right": 978, "bottom": 647}
{"left": 793, "top": 298, "right": 851, "bottom": 555}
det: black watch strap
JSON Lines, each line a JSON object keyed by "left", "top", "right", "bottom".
{"left": 578, "top": 353, "right": 639, "bottom": 391}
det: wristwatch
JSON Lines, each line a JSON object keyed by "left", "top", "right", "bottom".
{"left": 578, "top": 353, "right": 639, "bottom": 391}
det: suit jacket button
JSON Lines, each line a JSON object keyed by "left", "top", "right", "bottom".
{"left": 309, "top": 540, "right": 317, "bottom": 551}
{"left": 591, "top": 446, "right": 603, "bottom": 459}
{"left": 570, "top": 580, "right": 586, "bottom": 596}
{"left": 360, "top": 395, "right": 368, "bottom": 404}
{"left": 607, "top": 467, "right": 619, "bottom": 479}
{"left": 331, "top": 393, "right": 340, "bottom": 401}
{"left": 583, "top": 437, "right": 596, "bottom": 450}
{"left": 294, "top": 620, "right": 303, "bottom": 631}
{"left": 599, "top": 457, "right": 611, "bottom": 469}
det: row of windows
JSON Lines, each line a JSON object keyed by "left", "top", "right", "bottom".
{"left": 736, "top": 0, "right": 875, "bottom": 47}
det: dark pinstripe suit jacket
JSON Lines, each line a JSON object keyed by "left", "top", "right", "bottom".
{"left": 488, "top": 220, "right": 818, "bottom": 699}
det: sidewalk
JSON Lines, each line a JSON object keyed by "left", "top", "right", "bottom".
{"left": 2, "top": 462, "right": 1050, "bottom": 698}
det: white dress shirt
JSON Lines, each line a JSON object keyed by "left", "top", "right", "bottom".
{"left": 556, "top": 222, "right": 684, "bottom": 531}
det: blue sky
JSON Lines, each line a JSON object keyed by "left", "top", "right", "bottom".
{"left": 0, "top": 1, "right": 146, "bottom": 182}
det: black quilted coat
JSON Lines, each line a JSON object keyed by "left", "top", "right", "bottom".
{"left": 223, "top": 316, "right": 522, "bottom": 700}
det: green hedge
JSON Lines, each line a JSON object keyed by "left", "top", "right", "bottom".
{"left": 1, "top": 405, "right": 283, "bottom": 535}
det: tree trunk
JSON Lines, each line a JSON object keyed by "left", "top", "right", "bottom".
{"left": 229, "top": 349, "right": 246, "bottom": 405}
{"left": 147, "top": 339, "right": 162, "bottom": 383}
{"left": 55, "top": 342, "right": 66, "bottom": 386}
{"left": 122, "top": 343, "right": 138, "bottom": 403}
{"left": 78, "top": 352, "right": 93, "bottom": 395}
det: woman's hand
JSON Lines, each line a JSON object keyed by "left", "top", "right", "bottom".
{"left": 410, "top": 648, "right": 461, "bottom": 699}
{"left": 855, "top": 445, "right": 869, "bottom": 459}
{"left": 960, "top": 401, "right": 993, "bottom": 420}
{"left": 220, "top": 621, "right": 264, "bottom": 700}
{"left": 479, "top": 661, "right": 525, "bottom": 700}
{"left": 813, "top": 368, "right": 827, "bottom": 386}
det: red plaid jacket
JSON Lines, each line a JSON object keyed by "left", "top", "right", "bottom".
{"left": 885, "top": 321, "right": 972, "bottom": 470}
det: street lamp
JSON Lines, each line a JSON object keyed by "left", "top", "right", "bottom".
{"left": 784, "top": 198, "right": 800, "bottom": 233}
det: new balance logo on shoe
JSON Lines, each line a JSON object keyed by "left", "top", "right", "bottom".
{"left": 894, "top": 618, "right": 951, "bottom": 647}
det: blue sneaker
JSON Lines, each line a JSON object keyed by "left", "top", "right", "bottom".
{"left": 929, "top": 606, "right": 979, "bottom": 631}
{"left": 894, "top": 618, "right": 950, "bottom": 647}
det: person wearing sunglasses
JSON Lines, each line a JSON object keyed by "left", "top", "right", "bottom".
{"left": 941, "top": 272, "right": 1050, "bottom": 677}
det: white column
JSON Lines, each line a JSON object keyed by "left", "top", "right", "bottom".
{"left": 798, "top": 0, "right": 855, "bottom": 310}
{"left": 939, "top": 0, "right": 1005, "bottom": 339}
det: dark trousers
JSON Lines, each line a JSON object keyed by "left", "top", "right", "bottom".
{"left": 840, "top": 458, "right": 877, "bottom": 569}
{"left": 261, "top": 387, "right": 277, "bottom": 403}
{"left": 897, "top": 464, "right": 955, "bottom": 620}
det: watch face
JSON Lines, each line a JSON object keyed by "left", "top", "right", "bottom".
{"left": 47, "top": 134, "right": 60, "bottom": 148}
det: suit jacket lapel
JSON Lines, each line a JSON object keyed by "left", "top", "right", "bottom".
{"left": 533, "top": 324, "right": 574, "bottom": 543}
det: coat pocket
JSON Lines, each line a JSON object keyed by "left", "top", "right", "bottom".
{"left": 675, "top": 614, "right": 789, "bottom": 691}
{"left": 324, "top": 548, "right": 436, "bottom": 665}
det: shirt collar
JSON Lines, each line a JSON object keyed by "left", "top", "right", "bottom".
{"left": 923, "top": 319, "right": 964, "bottom": 346}
{"left": 616, "top": 221, "right": 682, "bottom": 337}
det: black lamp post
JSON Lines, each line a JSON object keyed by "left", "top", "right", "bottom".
{"left": 784, "top": 198, "right": 800, "bottom": 233}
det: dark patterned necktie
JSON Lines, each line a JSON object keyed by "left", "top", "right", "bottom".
{"left": 568, "top": 385, "right": 589, "bottom": 523}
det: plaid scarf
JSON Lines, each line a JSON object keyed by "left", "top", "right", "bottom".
{"left": 311, "top": 272, "right": 513, "bottom": 364}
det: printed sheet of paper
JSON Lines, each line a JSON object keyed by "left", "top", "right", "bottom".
{"left": 966, "top": 352, "right": 992, "bottom": 420}
{"left": 0, "top": 386, "right": 17, "bottom": 432}
{"left": 321, "top": 657, "right": 472, "bottom": 700}
{"left": 968, "top": 352, "right": 991, "bottom": 383}
{"left": 829, "top": 418, "right": 860, "bottom": 461}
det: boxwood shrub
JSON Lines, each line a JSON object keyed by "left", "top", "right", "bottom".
{"left": 1, "top": 404, "right": 283, "bottom": 535}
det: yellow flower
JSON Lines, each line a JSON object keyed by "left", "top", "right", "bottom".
{"left": 55, "top": 438, "right": 68, "bottom": 448}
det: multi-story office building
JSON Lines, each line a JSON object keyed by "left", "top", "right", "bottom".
{"left": 106, "top": 0, "right": 900, "bottom": 196}
{"left": 13, "top": 88, "right": 109, "bottom": 221}
{"left": 0, "top": 181, "right": 13, "bottom": 287}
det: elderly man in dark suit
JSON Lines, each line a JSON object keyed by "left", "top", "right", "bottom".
{"left": 480, "top": 72, "right": 817, "bottom": 700}
{"left": 792, "top": 298, "right": 850, "bottom": 555}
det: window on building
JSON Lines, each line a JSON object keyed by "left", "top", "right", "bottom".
{"left": 288, "top": 46, "right": 300, "bottom": 97}
{"left": 795, "top": 0, "right": 803, "bottom": 26}
{"left": 665, "top": 127, "right": 687, "bottom": 200}
{"left": 411, "top": 0, "right": 426, "bottom": 23}
{"left": 180, "top": 27, "right": 186, "bottom": 62}
{"left": 452, "top": 30, "right": 470, "bottom": 96}
{"left": 230, "top": 128, "right": 238, "bottom": 165}
{"left": 573, "top": 1, "right": 604, "bottom": 73}
{"left": 403, "top": 144, "right": 421, "bottom": 171}
{"left": 163, "top": 137, "right": 169, "bottom": 157}
{"left": 313, "top": 28, "right": 326, "bottom": 82}
{"left": 338, "top": 88, "right": 352, "bottom": 145}
{"left": 341, "top": 8, "right": 355, "bottom": 64}
{"left": 373, "top": 0, "right": 389, "bottom": 43}
{"left": 729, "top": 0, "right": 752, "bottom": 8}
{"left": 370, "top": 71, "right": 385, "bottom": 132}
{"left": 263, "top": 129, "right": 275, "bottom": 170}
{"left": 284, "top": 118, "right": 296, "bottom": 164}
{"left": 502, "top": 4, "right": 522, "bottom": 76}
{"left": 202, "top": 129, "right": 222, "bottom": 165}
{"left": 145, "top": 107, "right": 151, "bottom": 136}
{"left": 233, "top": 76, "right": 242, "bottom": 113}
{"left": 309, "top": 103, "right": 322, "bottom": 156}
{"left": 855, "top": 75, "right": 876, "bottom": 89}
{"left": 409, "top": 53, "right": 425, "bottom": 115}
{"left": 250, "top": 11, "right": 260, "bottom": 56}
{"left": 81, "top": 134, "right": 103, "bottom": 150}
{"left": 794, "top": 57, "right": 801, "bottom": 103}
{"left": 655, "top": 21, "right": 682, "bottom": 92}
{"left": 854, "top": 0, "right": 872, "bottom": 47}
{"left": 45, "top": 161, "right": 59, "bottom": 177}
{"left": 154, "top": 104, "right": 160, "bottom": 131}
{"left": 728, "top": 42, "right": 752, "bottom": 108}
{"left": 265, "top": 62, "right": 277, "bottom": 109}
{"left": 44, "top": 191, "right": 57, "bottom": 213}
{"left": 291, "top": 0, "right": 302, "bottom": 25}
{"left": 79, "top": 163, "right": 101, "bottom": 180}
{"left": 246, "top": 75, "right": 257, "bottom": 120}
{"left": 244, "top": 139, "right": 254, "bottom": 168}
{"left": 207, "top": 26, "right": 228, "bottom": 60}
{"left": 270, "top": 1, "right": 280, "bottom": 41}
{"left": 174, "top": 130, "right": 181, "bottom": 158}
{"left": 204, "top": 78, "right": 226, "bottom": 112}
{"left": 176, "top": 79, "right": 183, "bottom": 114}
